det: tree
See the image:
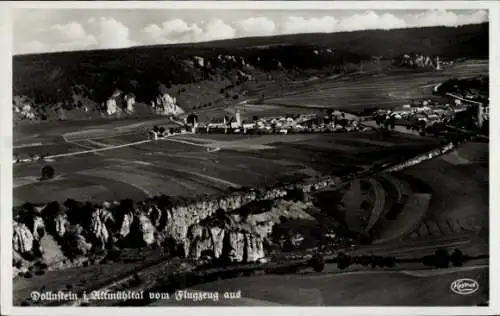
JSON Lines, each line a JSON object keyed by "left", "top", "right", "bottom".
{"left": 434, "top": 248, "right": 450, "bottom": 268}
{"left": 389, "top": 116, "right": 396, "bottom": 130}
{"left": 337, "top": 252, "right": 351, "bottom": 269}
{"left": 186, "top": 114, "right": 198, "bottom": 126}
{"left": 41, "top": 165, "right": 55, "bottom": 180}
{"left": 450, "top": 249, "right": 464, "bottom": 267}
{"left": 309, "top": 253, "right": 325, "bottom": 272}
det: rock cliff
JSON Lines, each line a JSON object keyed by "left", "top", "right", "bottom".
{"left": 12, "top": 176, "right": 340, "bottom": 274}
{"left": 153, "top": 93, "right": 185, "bottom": 116}
{"left": 393, "top": 53, "right": 443, "bottom": 70}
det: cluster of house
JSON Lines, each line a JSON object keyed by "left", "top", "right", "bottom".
{"left": 193, "top": 110, "right": 364, "bottom": 135}
{"left": 147, "top": 108, "right": 364, "bottom": 139}
{"left": 374, "top": 99, "right": 464, "bottom": 130}
{"left": 148, "top": 126, "right": 192, "bottom": 140}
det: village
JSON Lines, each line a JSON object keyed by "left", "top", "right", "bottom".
{"left": 147, "top": 94, "right": 483, "bottom": 141}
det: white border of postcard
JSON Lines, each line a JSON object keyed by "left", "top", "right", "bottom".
{"left": 1, "top": 1, "right": 499, "bottom": 315}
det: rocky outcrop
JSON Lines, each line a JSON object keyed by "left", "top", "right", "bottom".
{"left": 210, "top": 227, "right": 225, "bottom": 259}
{"left": 106, "top": 91, "right": 137, "bottom": 116}
{"left": 54, "top": 214, "right": 69, "bottom": 238}
{"left": 137, "top": 214, "right": 156, "bottom": 246}
{"left": 13, "top": 96, "right": 37, "bottom": 120}
{"left": 194, "top": 56, "right": 204, "bottom": 67}
{"left": 11, "top": 177, "right": 334, "bottom": 268}
{"left": 90, "top": 208, "right": 113, "bottom": 250}
{"left": 106, "top": 97, "right": 118, "bottom": 116}
{"left": 119, "top": 212, "right": 134, "bottom": 238}
{"left": 124, "top": 94, "right": 135, "bottom": 113}
{"left": 32, "top": 216, "right": 46, "bottom": 241}
{"left": 154, "top": 93, "right": 184, "bottom": 116}
{"left": 394, "top": 53, "right": 442, "bottom": 70}
{"left": 13, "top": 222, "right": 34, "bottom": 254}
{"left": 227, "top": 232, "right": 246, "bottom": 262}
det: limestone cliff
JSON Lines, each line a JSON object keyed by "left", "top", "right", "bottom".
{"left": 153, "top": 93, "right": 185, "bottom": 116}
{"left": 12, "top": 175, "right": 340, "bottom": 273}
{"left": 394, "top": 53, "right": 442, "bottom": 70}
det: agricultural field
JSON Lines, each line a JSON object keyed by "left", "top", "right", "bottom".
{"left": 401, "top": 141, "right": 489, "bottom": 241}
{"left": 13, "top": 130, "right": 440, "bottom": 206}
{"left": 260, "top": 60, "right": 488, "bottom": 113}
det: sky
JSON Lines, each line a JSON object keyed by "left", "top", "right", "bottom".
{"left": 12, "top": 8, "right": 488, "bottom": 55}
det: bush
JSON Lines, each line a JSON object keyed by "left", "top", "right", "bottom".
{"left": 41, "top": 165, "right": 55, "bottom": 180}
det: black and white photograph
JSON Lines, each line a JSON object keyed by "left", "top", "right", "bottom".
{"left": 1, "top": 1, "right": 497, "bottom": 314}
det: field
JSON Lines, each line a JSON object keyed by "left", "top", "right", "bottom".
{"left": 401, "top": 141, "right": 489, "bottom": 241}
{"left": 150, "top": 265, "right": 488, "bottom": 306}
{"left": 13, "top": 130, "right": 440, "bottom": 206}
{"left": 258, "top": 60, "right": 488, "bottom": 113}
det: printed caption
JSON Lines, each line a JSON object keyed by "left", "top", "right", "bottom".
{"left": 30, "top": 289, "right": 243, "bottom": 303}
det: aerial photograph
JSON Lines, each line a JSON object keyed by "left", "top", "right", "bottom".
{"left": 9, "top": 6, "right": 489, "bottom": 308}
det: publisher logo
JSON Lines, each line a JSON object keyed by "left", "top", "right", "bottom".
{"left": 450, "top": 278, "right": 479, "bottom": 295}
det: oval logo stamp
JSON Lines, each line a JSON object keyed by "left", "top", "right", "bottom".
{"left": 450, "top": 278, "right": 479, "bottom": 295}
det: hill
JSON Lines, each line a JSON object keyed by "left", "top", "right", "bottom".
{"left": 13, "top": 23, "right": 488, "bottom": 122}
